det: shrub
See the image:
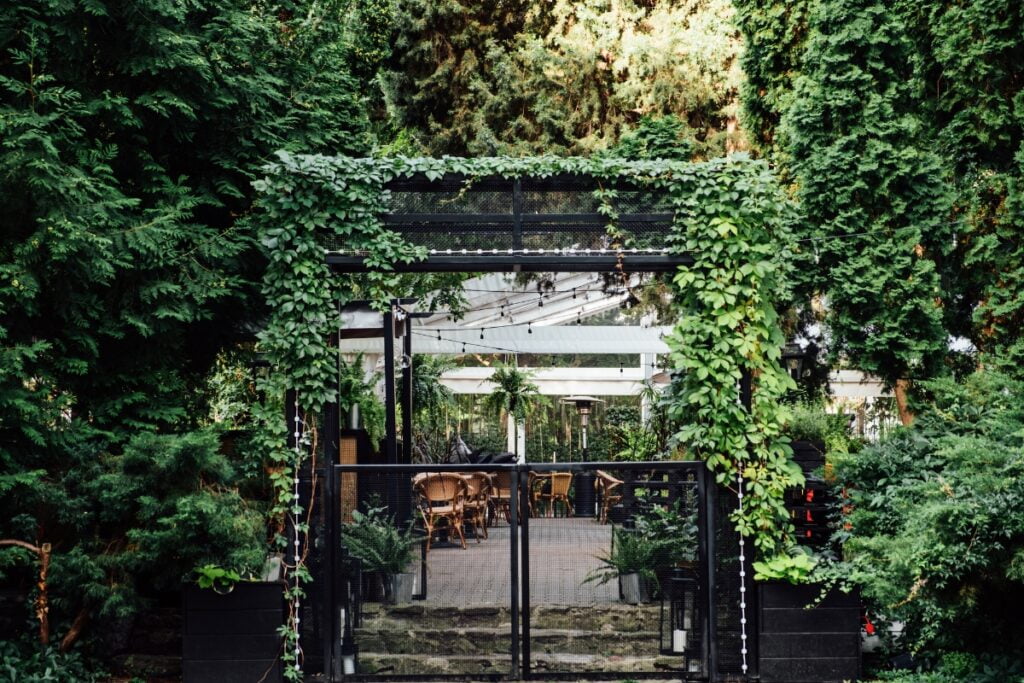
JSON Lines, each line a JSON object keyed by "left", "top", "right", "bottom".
{"left": 822, "top": 372, "right": 1024, "bottom": 658}
{"left": 0, "top": 642, "right": 105, "bottom": 683}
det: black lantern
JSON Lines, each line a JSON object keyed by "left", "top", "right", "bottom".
{"left": 660, "top": 567, "right": 700, "bottom": 665}
{"left": 781, "top": 340, "right": 806, "bottom": 381}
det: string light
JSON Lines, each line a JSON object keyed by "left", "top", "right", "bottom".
{"left": 527, "top": 321, "right": 533, "bottom": 334}
{"left": 291, "top": 392, "right": 303, "bottom": 673}
{"left": 738, "top": 472, "right": 749, "bottom": 675}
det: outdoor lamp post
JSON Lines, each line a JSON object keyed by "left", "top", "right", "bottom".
{"left": 660, "top": 567, "right": 699, "bottom": 666}
{"left": 562, "top": 395, "right": 603, "bottom": 517}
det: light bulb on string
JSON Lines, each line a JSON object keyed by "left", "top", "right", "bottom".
{"left": 527, "top": 321, "right": 533, "bottom": 334}
{"left": 480, "top": 329, "right": 484, "bottom": 340}
{"left": 462, "top": 342, "right": 467, "bottom": 353}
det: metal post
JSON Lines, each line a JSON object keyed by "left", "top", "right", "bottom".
{"left": 519, "top": 466, "right": 531, "bottom": 677}
{"left": 401, "top": 325, "right": 413, "bottom": 464}
{"left": 326, "top": 464, "right": 341, "bottom": 680}
{"left": 700, "top": 465, "right": 718, "bottom": 681}
{"left": 322, "top": 347, "right": 340, "bottom": 679}
{"left": 383, "top": 306, "right": 398, "bottom": 465}
{"left": 383, "top": 306, "right": 399, "bottom": 517}
{"left": 512, "top": 179, "right": 523, "bottom": 252}
{"left": 399, "top": 326, "right": 413, "bottom": 525}
{"left": 510, "top": 468, "right": 520, "bottom": 679}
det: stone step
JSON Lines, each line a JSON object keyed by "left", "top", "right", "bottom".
{"left": 357, "top": 652, "right": 690, "bottom": 676}
{"left": 355, "top": 626, "right": 663, "bottom": 657}
{"left": 360, "top": 602, "right": 662, "bottom": 631}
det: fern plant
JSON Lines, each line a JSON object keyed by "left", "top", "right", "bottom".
{"left": 341, "top": 501, "right": 417, "bottom": 575}
{"left": 583, "top": 526, "right": 661, "bottom": 587}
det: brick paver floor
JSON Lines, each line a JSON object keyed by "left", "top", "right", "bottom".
{"left": 411, "top": 517, "right": 618, "bottom": 606}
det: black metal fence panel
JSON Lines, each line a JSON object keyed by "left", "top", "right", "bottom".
{"left": 318, "top": 462, "right": 719, "bottom": 682}
{"left": 522, "top": 463, "right": 707, "bottom": 681}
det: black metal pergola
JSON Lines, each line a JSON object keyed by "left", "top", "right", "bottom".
{"left": 309, "top": 170, "right": 755, "bottom": 683}
{"left": 323, "top": 173, "right": 693, "bottom": 273}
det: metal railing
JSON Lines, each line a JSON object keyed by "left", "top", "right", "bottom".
{"left": 320, "top": 461, "right": 720, "bottom": 682}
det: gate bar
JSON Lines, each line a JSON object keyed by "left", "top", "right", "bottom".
{"left": 510, "top": 470, "right": 521, "bottom": 679}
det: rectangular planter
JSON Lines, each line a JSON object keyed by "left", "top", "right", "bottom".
{"left": 758, "top": 582, "right": 861, "bottom": 683}
{"left": 182, "top": 581, "right": 285, "bottom": 683}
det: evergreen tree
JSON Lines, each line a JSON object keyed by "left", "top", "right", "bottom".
{"left": 383, "top": 0, "right": 745, "bottom": 157}
{"left": 737, "top": 0, "right": 1024, "bottom": 384}
{"left": 779, "top": 1, "right": 952, "bottom": 421}
{"left": 0, "top": 0, "right": 382, "bottom": 648}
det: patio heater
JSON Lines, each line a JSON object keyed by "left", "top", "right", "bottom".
{"left": 562, "top": 395, "right": 603, "bottom": 517}
{"left": 659, "top": 566, "right": 701, "bottom": 672}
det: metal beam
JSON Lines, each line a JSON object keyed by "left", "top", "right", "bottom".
{"left": 326, "top": 253, "right": 689, "bottom": 273}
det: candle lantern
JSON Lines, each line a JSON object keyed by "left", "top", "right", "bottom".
{"left": 660, "top": 567, "right": 700, "bottom": 664}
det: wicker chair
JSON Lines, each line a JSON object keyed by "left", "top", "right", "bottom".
{"left": 414, "top": 473, "right": 468, "bottom": 553}
{"left": 489, "top": 471, "right": 513, "bottom": 524}
{"left": 461, "top": 472, "right": 491, "bottom": 541}
{"left": 535, "top": 472, "right": 573, "bottom": 517}
{"left": 595, "top": 470, "right": 624, "bottom": 524}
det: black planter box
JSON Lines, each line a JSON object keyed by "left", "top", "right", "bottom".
{"left": 791, "top": 439, "right": 826, "bottom": 476}
{"left": 182, "top": 581, "right": 286, "bottom": 683}
{"left": 758, "top": 582, "right": 861, "bottom": 682}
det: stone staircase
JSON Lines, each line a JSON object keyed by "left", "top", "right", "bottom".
{"left": 355, "top": 603, "right": 690, "bottom": 677}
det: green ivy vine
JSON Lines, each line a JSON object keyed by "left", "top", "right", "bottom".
{"left": 252, "top": 152, "right": 801, "bottom": 676}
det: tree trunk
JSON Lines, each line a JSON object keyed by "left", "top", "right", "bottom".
{"left": 0, "top": 539, "right": 50, "bottom": 645}
{"left": 60, "top": 608, "right": 89, "bottom": 652}
{"left": 894, "top": 378, "right": 914, "bottom": 426}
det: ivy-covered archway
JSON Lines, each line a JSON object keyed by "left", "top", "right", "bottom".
{"left": 253, "top": 153, "right": 802, "bottom": 678}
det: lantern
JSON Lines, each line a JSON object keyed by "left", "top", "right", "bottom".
{"left": 660, "top": 567, "right": 700, "bottom": 665}
{"left": 781, "top": 340, "right": 806, "bottom": 381}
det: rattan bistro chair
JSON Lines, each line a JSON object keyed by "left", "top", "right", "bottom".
{"left": 461, "top": 472, "right": 491, "bottom": 541}
{"left": 535, "top": 472, "right": 573, "bottom": 517}
{"left": 489, "top": 471, "right": 512, "bottom": 524}
{"left": 595, "top": 470, "right": 623, "bottom": 524}
{"left": 414, "top": 473, "right": 468, "bottom": 553}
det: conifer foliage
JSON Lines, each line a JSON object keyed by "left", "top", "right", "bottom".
{"left": 778, "top": 1, "right": 952, "bottom": 409}
{"left": 383, "top": 0, "right": 745, "bottom": 156}
{"left": 0, "top": 0, "right": 379, "bottom": 648}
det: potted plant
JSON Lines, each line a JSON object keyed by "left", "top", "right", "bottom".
{"left": 483, "top": 363, "right": 549, "bottom": 463}
{"left": 584, "top": 526, "right": 660, "bottom": 603}
{"left": 342, "top": 500, "right": 418, "bottom": 604}
{"left": 632, "top": 497, "right": 699, "bottom": 593}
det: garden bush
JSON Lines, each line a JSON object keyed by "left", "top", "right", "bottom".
{"left": 0, "top": 641, "right": 105, "bottom": 683}
{"left": 824, "top": 372, "right": 1024, "bottom": 659}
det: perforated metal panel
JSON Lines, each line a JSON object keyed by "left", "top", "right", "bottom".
{"left": 321, "top": 174, "right": 683, "bottom": 272}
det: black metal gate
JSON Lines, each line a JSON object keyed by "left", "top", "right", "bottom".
{"left": 318, "top": 461, "right": 725, "bottom": 682}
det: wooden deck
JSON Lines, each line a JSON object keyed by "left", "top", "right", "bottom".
{"left": 410, "top": 517, "right": 618, "bottom": 606}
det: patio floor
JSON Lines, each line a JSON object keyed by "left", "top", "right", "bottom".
{"left": 411, "top": 517, "right": 619, "bottom": 606}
